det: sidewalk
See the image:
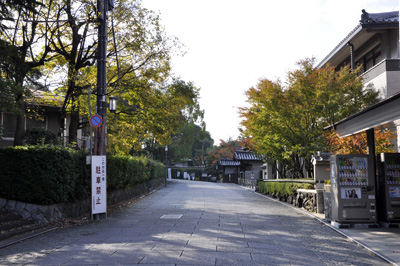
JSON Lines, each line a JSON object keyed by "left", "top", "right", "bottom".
{"left": 338, "top": 224, "right": 400, "bottom": 265}
{"left": 0, "top": 180, "right": 393, "bottom": 265}
{"left": 254, "top": 190, "right": 400, "bottom": 266}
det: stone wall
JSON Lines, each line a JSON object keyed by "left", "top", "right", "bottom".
{"left": 295, "top": 189, "right": 324, "bottom": 213}
{"left": 0, "top": 178, "right": 165, "bottom": 224}
{"left": 262, "top": 188, "right": 324, "bottom": 214}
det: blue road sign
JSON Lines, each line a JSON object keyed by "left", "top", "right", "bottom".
{"left": 90, "top": 115, "right": 102, "bottom": 127}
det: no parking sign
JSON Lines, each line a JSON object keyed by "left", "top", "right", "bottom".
{"left": 89, "top": 115, "right": 102, "bottom": 127}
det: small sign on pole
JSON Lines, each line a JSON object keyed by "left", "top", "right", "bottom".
{"left": 89, "top": 115, "right": 102, "bottom": 128}
{"left": 91, "top": 155, "right": 107, "bottom": 217}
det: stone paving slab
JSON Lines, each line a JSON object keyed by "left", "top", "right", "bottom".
{"left": 0, "top": 180, "right": 391, "bottom": 265}
{"left": 339, "top": 227, "right": 400, "bottom": 265}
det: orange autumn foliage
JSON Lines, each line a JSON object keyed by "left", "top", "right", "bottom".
{"left": 325, "top": 129, "right": 396, "bottom": 155}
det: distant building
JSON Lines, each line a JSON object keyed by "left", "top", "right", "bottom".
{"left": 217, "top": 148, "right": 263, "bottom": 183}
{"left": 217, "top": 159, "right": 240, "bottom": 183}
{"left": 234, "top": 149, "right": 263, "bottom": 180}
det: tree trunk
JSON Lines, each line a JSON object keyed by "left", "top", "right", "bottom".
{"left": 68, "top": 111, "right": 79, "bottom": 145}
{"left": 13, "top": 95, "right": 25, "bottom": 146}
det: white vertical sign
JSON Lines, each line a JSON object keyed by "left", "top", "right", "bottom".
{"left": 92, "top": 155, "right": 107, "bottom": 215}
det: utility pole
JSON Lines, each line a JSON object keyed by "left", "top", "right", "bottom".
{"left": 93, "top": 0, "right": 113, "bottom": 156}
{"left": 165, "top": 145, "right": 168, "bottom": 187}
{"left": 91, "top": 0, "right": 113, "bottom": 220}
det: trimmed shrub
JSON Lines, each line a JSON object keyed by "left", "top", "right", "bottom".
{"left": 0, "top": 145, "right": 88, "bottom": 204}
{"left": 0, "top": 146, "right": 165, "bottom": 205}
{"left": 258, "top": 181, "right": 314, "bottom": 199}
{"left": 107, "top": 155, "right": 165, "bottom": 190}
{"left": 21, "top": 127, "right": 59, "bottom": 145}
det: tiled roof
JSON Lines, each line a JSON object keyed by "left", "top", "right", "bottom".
{"left": 233, "top": 151, "right": 263, "bottom": 161}
{"left": 360, "top": 10, "right": 399, "bottom": 25}
{"left": 317, "top": 10, "right": 398, "bottom": 68}
{"left": 218, "top": 159, "right": 240, "bottom": 167}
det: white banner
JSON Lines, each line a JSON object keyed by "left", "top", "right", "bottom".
{"left": 91, "top": 156, "right": 107, "bottom": 215}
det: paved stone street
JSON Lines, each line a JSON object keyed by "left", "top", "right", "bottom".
{"left": 0, "top": 180, "right": 388, "bottom": 265}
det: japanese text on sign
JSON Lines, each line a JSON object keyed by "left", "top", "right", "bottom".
{"left": 91, "top": 156, "right": 107, "bottom": 215}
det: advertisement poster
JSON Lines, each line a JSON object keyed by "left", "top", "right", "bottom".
{"left": 92, "top": 156, "right": 107, "bottom": 215}
{"left": 341, "top": 187, "right": 361, "bottom": 199}
{"left": 389, "top": 187, "right": 400, "bottom": 198}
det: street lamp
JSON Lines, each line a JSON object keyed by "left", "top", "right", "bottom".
{"left": 165, "top": 145, "right": 168, "bottom": 187}
{"left": 109, "top": 96, "right": 117, "bottom": 113}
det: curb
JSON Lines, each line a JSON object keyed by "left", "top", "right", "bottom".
{"left": 0, "top": 226, "right": 59, "bottom": 249}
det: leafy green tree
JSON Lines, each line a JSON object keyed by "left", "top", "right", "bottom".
{"left": 191, "top": 125, "right": 214, "bottom": 166}
{"left": 239, "top": 58, "right": 379, "bottom": 178}
{"left": 107, "top": 79, "right": 201, "bottom": 156}
{"left": 0, "top": 41, "right": 24, "bottom": 113}
{"left": 0, "top": 0, "right": 40, "bottom": 33}
{"left": 165, "top": 79, "right": 209, "bottom": 165}
{"left": 1, "top": 0, "right": 199, "bottom": 157}
{"left": 0, "top": 0, "right": 53, "bottom": 145}
{"left": 167, "top": 124, "right": 213, "bottom": 166}
{"left": 48, "top": 0, "right": 182, "bottom": 146}
{"left": 43, "top": 0, "right": 98, "bottom": 144}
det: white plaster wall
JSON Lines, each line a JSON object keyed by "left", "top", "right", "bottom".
{"left": 386, "top": 71, "right": 400, "bottom": 97}
{"left": 364, "top": 72, "right": 388, "bottom": 99}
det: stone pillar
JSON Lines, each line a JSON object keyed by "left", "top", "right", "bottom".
{"left": 311, "top": 152, "right": 331, "bottom": 189}
{"left": 316, "top": 189, "right": 324, "bottom": 214}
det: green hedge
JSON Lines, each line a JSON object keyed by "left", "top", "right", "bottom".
{"left": 107, "top": 155, "right": 165, "bottom": 190}
{"left": 0, "top": 146, "right": 165, "bottom": 205}
{"left": 258, "top": 181, "right": 314, "bottom": 199}
{"left": 0, "top": 146, "right": 89, "bottom": 204}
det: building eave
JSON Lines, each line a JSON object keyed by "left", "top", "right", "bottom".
{"left": 317, "top": 25, "right": 363, "bottom": 68}
{"left": 317, "top": 10, "right": 399, "bottom": 69}
{"left": 324, "top": 92, "right": 400, "bottom": 137}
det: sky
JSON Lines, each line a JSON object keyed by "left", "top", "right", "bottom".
{"left": 141, "top": 0, "right": 398, "bottom": 144}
